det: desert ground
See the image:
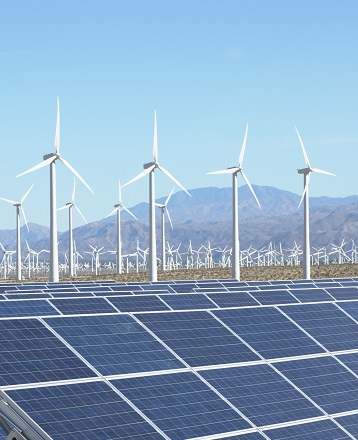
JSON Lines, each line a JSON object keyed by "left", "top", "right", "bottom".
{"left": 2, "top": 264, "right": 357, "bottom": 284}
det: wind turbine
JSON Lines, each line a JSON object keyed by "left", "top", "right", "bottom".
{"left": 207, "top": 124, "right": 260, "bottom": 280}
{"left": 296, "top": 127, "right": 335, "bottom": 279}
{"left": 105, "top": 180, "right": 137, "bottom": 274}
{"left": 122, "top": 111, "right": 190, "bottom": 281}
{"left": 17, "top": 98, "right": 93, "bottom": 282}
{"left": 58, "top": 178, "right": 88, "bottom": 277}
{"left": 0, "top": 184, "right": 34, "bottom": 281}
{"left": 156, "top": 187, "right": 175, "bottom": 271}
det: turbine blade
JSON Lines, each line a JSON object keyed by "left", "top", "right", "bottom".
{"left": 118, "top": 179, "right": 122, "bottom": 204}
{"left": 20, "top": 183, "right": 35, "bottom": 204}
{"left": 121, "top": 166, "right": 154, "bottom": 188}
{"left": 240, "top": 170, "right": 261, "bottom": 209}
{"left": 166, "top": 208, "right": 174, "bottom": 230}
{"left": 58, "top": 204, "right": 70, "bottom": 211}
{"left": 122, "top": 205, "right": 138, "bottom": 220}
{"left": 153, "top": 111, "right": 158, "bottom": 162}
{"left": 165, "top": 187, "right": 175, "bottom": 206}
{"left": 105, "top": 207, "right": 118, "bottom": 218}
{"left": 295, "top": 127, "right": 311, "bottom": 168}
{"left": 54, "top": 97, "right": 60, "bottom": 154}
{"left": 298, "top": 172, "right": 311, "bottom": 208}
{"left": 74, "top": 204, "right": 88, "bottom": 224}
{"left": 59, "top": 157, "right": 94, "bottom": 194}
{"left": 238, "top": 123, "right": 249, "bottom": 166}
{"left": 158, "top": 165, "right": 191, "bottom": 196}
{"left": 16, "top": 156, "right": 55, "bottom": 177}
{"left": 21, "top": 206, "right": 29, "bottom": 232}
{"left": 207, "top": 168, "right": 238, "bottom": 175}
{"left": 72, "top": 178, "right": 76, "bottom": 203}
{"left": 0, "top": 197, "right": 17, "bottom": 205}
{"left": 311, "top": 167, "right": 335, "bottom": 176}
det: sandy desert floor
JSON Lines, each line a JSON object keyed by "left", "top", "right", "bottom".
{"left": 4, "top": 263, "right": 357, "bottom": 284}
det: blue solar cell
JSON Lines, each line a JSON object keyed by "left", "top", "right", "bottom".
{"left": 250, "top": 290, "right": 299, "bottom": 305}
{"left": 200, "top": 364, "right": 321, "bottom": 426}
{"left": 4, "top": 293, "right": 52, "bottom": 299}
{"left": 171, "top": 283, "right": 197, "bottom": 293}
{"left": 312, "top": 282, "right": 339, "bottom": 288}
{"left": 281, "top": 303, "right": 358, "bottom": 351}
{"left": 335, "top": 413, "right": 358, "bottom": 438}
{"left": 112, "top": 371, "right": 251, "bottom": 439}
{"left": 160, "top": 293, "right": 218, "bottom": 310}
{"left": 6, "top": 381, "right": 163, "bottom": 440}
{"left": 220, "top": 281, "right": 250, "bottom": 288}
{"left": 50, "top": 292, "right": 96, "bottom": 298}
{"left": 287, "top": 288, "right": 333, "bottom": 302}
{"left": 194, "top": 287, "right": 228, "bottom": 293}
{"left": 133, "top": 289, "right": 172, "bottom": 295}
{"left": 213, "top": 307, "right": 323, "bottom": 359}
{"left": 0, "top": 299, "right": 59, "bottom": 317}
{"left": 49, "top": 297, "right": 118, "bottom": 315}
{"left": 108, "top": 295, "right": 170, "bottom": 312}
{"left": 339, "top": 281, "right": 358, "bottom": 287}
{"left": 325, "top": 287, "right": 358, "bottom": 300}
{"left": 217, "top": 434, "right": 266, "bottom": 439}
{"left": 76, "top": 285, "right": 113, "bottom": 292}
{"left": 137, "top": 311, "right": 259, "bottom": 367}
{"left": 289, "top": 282, "right": 317, "bottom": 289}
{"left": 275, "top": 356, "right": 358, "bottom": 414}
{"left": 265, "top": 419, "right": 351, "bottom": 439}
{"left": 257, "top": 285, "right": 289, "bottom": 290}
{"left": 337, "top": 301, "right": 358, "bottom": 321}
{"left": 208, "top": 292, "right": 259, "bottom": 308}
{"left": 141, "top": 284, "right": 174, "bottom": 292}
{"left": 45, "top": 314, "right": 184, "bottom": 375}
{"left": 0, "top": 318, "right": 94, "bottom": 386}
{"left": 227, "top": 286, "right": 259, "bottom": 292}
{"left": 336, "top": 352, "right": 358, "bottom": 375}
{"left": 108, "top": 284, "right": 143, "bottom": 291}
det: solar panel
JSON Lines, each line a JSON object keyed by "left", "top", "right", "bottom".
{"left": 325, "top": 286, "right": 358, "bottom": 300}
{"left": 335, "top": 413, "right": 358, "bottom": 438}
{"left": 213, "top": 307, "right": 324, "bottom": 359}
{"left": 0, "top": 318, "right": 94, "bottom": 386}
{"left": 207, "top": 292, "right": 259, "bottom": 308}
{"left": 137, "top": 311, "right": 259, "bottom": 367}
{"left": 108, "top": 295, "right": 170, "bottom": 312}
{"left": 200, "top": 364, "right": 322, "bottom": 426}
{"left": 249, "top": 289, "right": 299, "bottom": 305}
{"left": 275, "top": 355, "right": 358, "bottom": 414}
{"left": 160, "top": 293, "right": 218, "bottom": 310}
{"left": 337, "top": 301, "right": 358, "bottom": 321}
{"left": 265, "top": 419, "right": 351, "bottom": 439}
{"left": 287, "top": 288, "right": 333, "bottom": 303}
{"left": 170, "top": 283, "right": 197, "bottom": 293}
{"left": 111, "top": 371, "right": 251, "bottom": 439}
{"left": 280, "top": 302, "right": 358, "bottom": 352}
{"left": 0, "top": 299, "right": 59, "bottom": 317}
{"left": 4, "top": 292, "right": 52, "bottom": 299}
{"left": 44, "top": 314, "right": 185, "bottom": 375}
{"left": 49, "top": 297, "right": 118, "bottom": 315}
{"left": 336, "top": 352, "right": 358, "bottom": 375}
{"left": 5, "top": 380, "right": 164, "bottom": 440}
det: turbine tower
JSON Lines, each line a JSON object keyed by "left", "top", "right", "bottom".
{"left": 58, "top": 178, "right": 88, "bottom": 277}
{"left": 106, "top": 180, "right": 137, "bottom": 274}
{"left": 0, "top": 184, "right": 34, "bottom": 281}
{"left": 207, "top": 124, "right": 260, "bottom": 280}
{"left": 156, "top": 187, "right": 175, "bottom": 271}
{"left": 17, "top": 98, "right": 93, "bottom": 282}
{"left": 296, "top": 128, "right": 335, "bottom": 279}
{"left": 122, "top": 111, "right": 190, "bottom": 281}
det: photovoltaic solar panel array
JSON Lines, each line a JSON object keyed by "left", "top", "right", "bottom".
{"left": 1, "top": 278, "right": 358, "bottom": 439}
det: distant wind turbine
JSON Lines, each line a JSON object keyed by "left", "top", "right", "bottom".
{"left": 122, "top": 111, "right": 190, "bottom": 281}
{"left": 17, "top": 98, "right": 93, "bottom": 282}
{"left": 58, "top": 178, "right": 88, "bottom": 277}
{"left": 207, "top": 123, "right": 260, "bottom": 280}
{"left": 106, "top": 180, "right": 137, "bottom": 274}
{"left": 156, "top": 187, "right": 175, "bottom": 271}
{"left": 296, "top": 127, "right": 335, "bottom": 279}
{"left": 0, "top": 184, "right": 34, "bottom": 281}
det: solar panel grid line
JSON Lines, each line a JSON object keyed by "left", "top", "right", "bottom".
{"left": 335, "top": 303, "right": 358, "bottom": 326}
{"left": 184, "top": 427, "right": 270, "bottom": 440}
{"left": 282, "top": 290, "right": 302, "bottom": 304}
{"left": 155, "top": 295, "right": 175, "bottom": 311}
{"left": 102, "top": 296, "right": 122, "bottom": 313}
{"left": 202, "top": 293, "right": 226, "bottom": 309}
{"left": 44, "top": 299, "right": 64, "bottom": 316}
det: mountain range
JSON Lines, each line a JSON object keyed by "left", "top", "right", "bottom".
{"left": 1, "top": 185, "right": 358, "bottom": 261}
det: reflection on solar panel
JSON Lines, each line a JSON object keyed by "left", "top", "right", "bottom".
{"left": 137, "top": 311, "right": 259, "bottom": 367}
{"left": 3, "top": 276, "right": 358, "bottom": 439}
{"left": 112, "top": 371, "right": 251, "bottom": 439}
{"left": 45, "top": 314, "right": 184, "bottom": 375}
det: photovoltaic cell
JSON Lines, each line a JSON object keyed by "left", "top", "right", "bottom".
{"left": 280, "top": 303, "right": 358, "bottom": 352}
{"left": 108, "top": 295, "right": 170, "bottom": 312}
{"left": 49, "top": 297, "right": 118, "bottom": 315}
{"left": 288, "top": 288, "right": 333, "bottom": 303}
{"left": 45, "top": 314, "right": 184, "bottom": 375}
{"left": 4, "top": 293, "right": 52, "bottom": 300}
{"left": 335, "top": 413, "right": 358, "bottom": 438}
{"left": 325, "top": 287, "right": 358, "bottom": 300}
{"left": 111, "top": 371, "right": 251, "bottom": 440}
{"left": 249, "top": 290, "right": 299, "bottom": 305}
{"left": 200, "top": 364, "right": 322, "bottom": 426}
{"left": 207, "top": 292, "right": 259, "bottom": 308}
{"left": 337, "top": 301, "right": 358, "bottom": 321}
{"left": 0, "top": 299, "right": 59, "bottom": 318}
{"left": 265, "top": 419, "right": 351, "bottom": 439}
{"left": 275, "top": 356, "right": 358, "bottom": 414}
{"left": 336, "top": 352, "right": 358, "bottom": 376}
{"left": 0, "top": 318, "right": 94, "bottom": 386}
{"left": 6, "top": 381, "right": 164, "bottom": 440}
{"left": 137, "top": 311, "right": 259, "bottom": 367}
{"left": 160, "top": 293, "right": 218, "bottom": 310}
{"left": 213, "top": 307, "right": 324, "bottom": 359}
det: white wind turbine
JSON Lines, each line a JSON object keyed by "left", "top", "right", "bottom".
{"left": 156, "top": 187, "right": 175, "bottom": 271}
{"left": 296, "top": 128, "right": 335, "bottom": 279}
{"left": 122, "top": 111, "right": 190, "bottom": 281}
{"left": 58, "top": 178, "right": 88, "bottom": 277}
{"left": 17, "top": 98, "right": 93, "bottom": 282}
{"left": 0, "top": 184, "right": 34, "bottom": 281}
{"left": 207, "top": 124, "right": 260, "bottom": 280}
{"left": 105, "top": 180, "right": 137, "bottom": 274}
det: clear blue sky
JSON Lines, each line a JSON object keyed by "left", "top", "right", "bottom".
{"left": 0, "top": 0, "right": 357, "bottom": 230}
